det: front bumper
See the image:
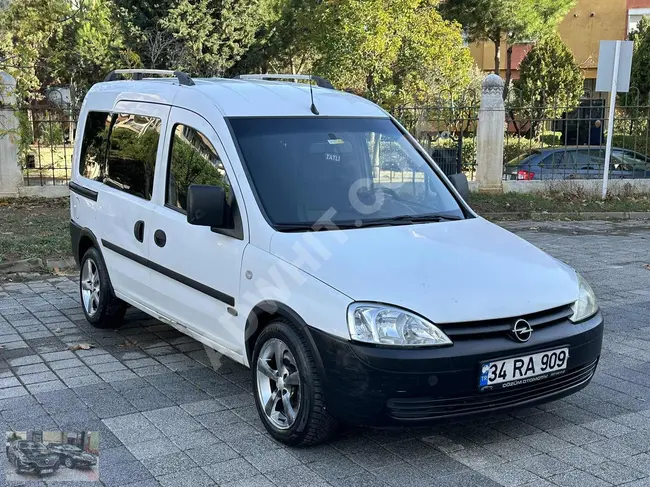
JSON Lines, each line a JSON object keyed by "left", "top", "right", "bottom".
{"left": 307, "top": 311, "right": 603, "bottom": 426}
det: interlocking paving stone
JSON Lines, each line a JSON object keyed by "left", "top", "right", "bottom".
{"left": 3, "top": 221, "right": 650, "bottom": 487}
{"left": 157, "top": 467, "right": 215, "bottom": 487}
{"left": 185, "top": 442, "right": 239, "bottom": 466}
{"left": 548, "top": 469, "right": 613, "bottom": 487}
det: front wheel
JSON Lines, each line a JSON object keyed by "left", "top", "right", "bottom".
{"left": 64, "top": 457, "right": 74, "bottom": 469}
{"left": 80, "top": 247, "right": 126, "bottom": 329}
{"left": 252, "top": 319, "right": 337, "bottom": 446}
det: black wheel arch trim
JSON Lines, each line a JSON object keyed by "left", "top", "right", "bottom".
{"left": 245, "top": 300, "right": 327, "bottom": 381}
{"left": 100, "top": 238, "right": 235, "bottom": 307}
{"left": 70, "top": 221, "right": 101, "bottom": 266}
{"left": 69, "top": 181, "right": 99, "bottom": 201}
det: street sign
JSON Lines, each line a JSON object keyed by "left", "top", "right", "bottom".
{"left": 595, "top": 41, "right": 634, "bottom": 199}
{"left": 596, "top": 40, "right": 633, "bottom": 93}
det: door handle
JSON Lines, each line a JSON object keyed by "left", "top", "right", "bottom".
{"left": 154, "top": 229, "right": 167, "bottom": 248}
{"left": 133, "top": 220, "right": 145, "bottom": 242}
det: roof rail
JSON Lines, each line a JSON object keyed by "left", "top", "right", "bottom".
{"left": 234, "top": 74, "right": 334, "bottom": 89}
{"left": 103, "top": 69, "right": 195, "bottom": 86}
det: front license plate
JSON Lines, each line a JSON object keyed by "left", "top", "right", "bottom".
{"left": 40, "top": 469, "right": 53, "bottom": 474}
{"left": 479, "top": 348, "right": 569, "bottom": 389}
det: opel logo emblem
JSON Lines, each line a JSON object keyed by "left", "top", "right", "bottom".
{"left": 511, "top": 319, "right": 533, "bottom": 342}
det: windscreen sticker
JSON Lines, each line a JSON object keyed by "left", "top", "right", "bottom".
{"left": 327, "top": 139, "right": 345, "bottom": 145}
{"left": 325, "top": 153, "right": 341, "bottom": 162}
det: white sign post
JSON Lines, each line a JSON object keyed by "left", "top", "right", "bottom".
{"left": 595, "top": 40, "right": 633, "bottom": 199}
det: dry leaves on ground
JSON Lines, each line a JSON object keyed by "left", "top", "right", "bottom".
{"left": 68, "top": 343, "right": 94, "bottom": 351}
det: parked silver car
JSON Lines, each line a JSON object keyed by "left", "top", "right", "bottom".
{"left": 505, "top": 147, "right": 650, "bottom": 180}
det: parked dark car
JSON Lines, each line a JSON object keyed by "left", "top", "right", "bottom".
{"left": 46, "top": 443, "right": 97, "bottom": 469}
{"left": 505, "top": 147, "right": 650, "bottom": 180}
{"left": 7, "top": 440, "right": 60, "bottom": 476}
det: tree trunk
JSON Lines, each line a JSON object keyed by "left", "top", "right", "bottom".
{"left": 493, "top": 37, "right": 501, "bottom": 75}
{"left": 503, "top": 45, "right": 513, "bottom": 101}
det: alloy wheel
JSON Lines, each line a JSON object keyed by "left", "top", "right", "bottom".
{"left": 81, "top": 258, "right": 100, "bottom": 317}
{"left": 256, "top": 338, "right": 301, "bottom": 429}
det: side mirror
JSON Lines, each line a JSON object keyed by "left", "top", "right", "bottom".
{"left": 448, "top": 173, "right": 469, "bottom": 201}
{"left": 186, "top": 184, "right": 227, "bottom": 228}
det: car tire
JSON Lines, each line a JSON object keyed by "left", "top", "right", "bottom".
{"left": 64, "top": 457, "right": 74, "bottom": 468}
{"left": 252, "top": 318, "right": 337, "bottom": 446}
{"left": 80, "top": 247, "right": 127, "bottom": 329}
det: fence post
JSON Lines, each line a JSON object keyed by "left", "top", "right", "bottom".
{"left": 475, "top": 74, "right": 505, "bottom": 193}
{"left": 0, "top": 72, "right": 23, "bottom": 197}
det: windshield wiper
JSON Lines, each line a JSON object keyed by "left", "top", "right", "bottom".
{"left": 361, "top": 213, "right": 463, "bottom": 227}
{"left": 274, "top": 223, "right": 360, "bottom": 232}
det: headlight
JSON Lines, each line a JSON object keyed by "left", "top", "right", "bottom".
{"left": 569, "top": 273, "right": 598, "bottom": 323}
{"left": 347, "top": 303, "right": 452, "bottom": 346}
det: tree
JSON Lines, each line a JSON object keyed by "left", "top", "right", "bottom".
{"left": 112, "top": 0, "right": 178, "bottom": 68}
{"left": 0, "top": 0, "right": 134, "bottom": 101}
{"left": 310, "top": 0, "right": 473, "bottom": 108}
{"left": 440, "top": 0, "right": 575, "bottom": 98}
{"left": 161, "top": 0, "right": 264, "bottom": 76}
{"left": 629, "top": 16, "right": 650, "bottom": 103}
{"left": 512, "top": 32, "right": 583, "bottom": 137}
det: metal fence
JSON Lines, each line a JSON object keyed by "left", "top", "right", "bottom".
{"left": 11, "top": 87, "right": 650, "bottom": 187}
{"left": 395, "top": 88, "right": 650, "bottom": 183}
{"left": 12, "top": 106, "right": 78, "bottom": 186}
{"left": 502, "top": 88, "right": 650, "bottom": 181}
{"left": 393, "top": 90, "right": 481, "bottom": 180}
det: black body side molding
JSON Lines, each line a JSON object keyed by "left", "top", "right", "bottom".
{"left": 69, "top": 181, "right": 98, "bottom": 201}
{"left": 101, "top": 239, "right": 235, "bottom": 307}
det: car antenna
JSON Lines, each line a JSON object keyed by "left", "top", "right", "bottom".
{"left": 309, "top": 80, "right": 319, "bottom": 115}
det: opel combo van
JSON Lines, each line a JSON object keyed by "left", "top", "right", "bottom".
{"left": 70, "top": 69, "right": 603, "bottom": 446}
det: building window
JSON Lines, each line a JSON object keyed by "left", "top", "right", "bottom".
{"left": 628, "top": 9, "right": 650, "bottom": 35}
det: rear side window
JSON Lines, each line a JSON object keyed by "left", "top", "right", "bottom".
{"left": 79, "top": 111, "right": 111, "bottom": 181}
{"left": 166, "top": 124, "right": 232, "bottom": 212}
{"left": 105, "top": 114, "right": 162, "bottom": 200}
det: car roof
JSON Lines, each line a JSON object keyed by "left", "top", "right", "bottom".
{"left": 85, "top": 77, "right": 388, "bottom": 118}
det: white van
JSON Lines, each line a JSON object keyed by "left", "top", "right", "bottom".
{"left": 70, "top": 70, "right": 603, "bottom": 446}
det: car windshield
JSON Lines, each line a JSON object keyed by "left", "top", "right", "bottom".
{"left": 229, "top": 117, "right": 465, "bottom": 230}
{"left": 63, "top": 445, "right": 82, "bottom": 451}
{"left": 19, "top": 442, "right": 48, "bottom": 452}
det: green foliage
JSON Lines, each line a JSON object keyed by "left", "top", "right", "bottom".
{"left": 36, "top": 118, "right": 65, "bottom": 146}
{"left": 512, "top": 33, "right": 583, "bottom": 137}
{"left": 161, "top": 0, "right": 263, "bottom": 76}
{"left": 310, "top": 0, "right": 473, "bottom": 108}
{"left": 626, "top": 16, "right": 650, "bottom": 104}
{"left": 0, "top": 0, "right": 135, "bottom": 101}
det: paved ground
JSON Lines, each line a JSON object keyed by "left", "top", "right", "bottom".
{"left": 5, "top": 463, "right": 100, "bottom": 482}
{"left": 1, "top": 220, "right": 649, "bottom": 487}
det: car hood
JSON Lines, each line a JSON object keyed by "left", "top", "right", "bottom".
{"left": 21, "top": 451, "right": 57, "bottom": 461}
{"left": 270, "top": 217, "right": 579, "bottom": 323}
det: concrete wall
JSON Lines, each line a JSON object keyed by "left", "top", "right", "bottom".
{"left": 469, "top": 178, "right": 650, "bottom": 196}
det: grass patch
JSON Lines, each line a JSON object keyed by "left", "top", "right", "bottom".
{"left": 470, "top": 192, "right": 650, "bottom": 216}
{"left": 0, "top": 197, "right": 70, "bottom": 264}
{"left": 0, "top": 193, "right": 649, "bottom": 264}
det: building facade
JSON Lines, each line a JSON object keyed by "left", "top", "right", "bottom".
{"left": 468, "top": 0, "right": 650, "bottom": 90}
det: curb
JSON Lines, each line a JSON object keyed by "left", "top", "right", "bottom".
{"left": 0, "top": 257, "right": 77, "bottom": 275}
{"left": 482, "top": 211, "right": 650, "bottom": 220}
